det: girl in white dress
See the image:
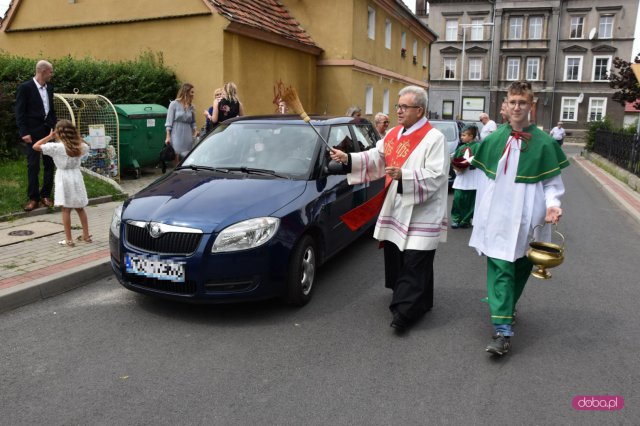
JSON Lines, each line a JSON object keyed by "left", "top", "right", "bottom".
{"left": 33, "top": 120, "right": 92, "bottom": 247}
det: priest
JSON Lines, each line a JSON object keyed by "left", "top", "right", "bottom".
{"left": 330, "top": 86, "right": 449, "bottom": 333}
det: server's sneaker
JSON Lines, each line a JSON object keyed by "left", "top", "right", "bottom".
{"left": 485, "top": 333, "right": 511, "bottom": 356}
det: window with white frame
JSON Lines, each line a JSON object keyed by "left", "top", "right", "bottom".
{"left": 470, "top": 19, "right": 484, "bottom": 41}
{"left": 526, "top": 57, "right": 540, "bottom": 80}
{"left": 561, "top": 97, "right": 578, "bottom": 121}
{"left": 444, "top": 58, "right": 456, "bottom": 79}
{"left": 385, "top": 19, "right": 391, "bottom": 49}
{"left": 367, "top": 7, "right": 375, "bottom": 40}
{"left": 365, "top": 86, "right": 373, "bottom": 115}
{"left": 565, "top": 56, "right": 583, "bottom": 81}
{"left": 446, "top": 20, "right": 458, "bottom": 41}
{"left": 401, "top": 32, "right": 406, "bottom": 49}
{"left": 529, "top": 16, "right": 543, "bottom": 39}
{"left": 570, "top": 16, "right": 584, "bottom": 38}
{"left": 506, "top": 57, "right": 520, "bottom": 80}
{"left": 383, "top": 89, "right": 390, "bottom": 115}
{"left": 413, "top": 40, "right": 418, "bottom": 57}
{"left": 599, "top": 15, "right": 613, "bottom": 39}
{"left": 469, "top": 58, "right": 481, "bottom": 80}
{"left": 422, "top": 46, "right": 427, "bottom": 67}
{"left": 588, "top": 98, "right": 607, "bottom": 121}
{"left": 509, "top": 17, "right": 523, "bottom": 39}
{"left": 592, "top": 56, "right": 611, "bottom": 81}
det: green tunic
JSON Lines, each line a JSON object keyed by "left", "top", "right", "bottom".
{"left": 453, "top": 141, "right": 479, "bottom": 159}
{"left": 471, "top": 124, "right": 569, "bottom": 184}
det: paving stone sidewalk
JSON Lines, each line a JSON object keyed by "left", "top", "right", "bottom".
{"left": 0, "top": 167, "right": 163, "bottom": 313}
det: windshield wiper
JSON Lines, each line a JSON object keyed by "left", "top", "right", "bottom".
{"left": 176, "top": 165, "right": 229, "bottom": 173}
{"left": 227, "top": 167, "right": 288, "bottom": 179}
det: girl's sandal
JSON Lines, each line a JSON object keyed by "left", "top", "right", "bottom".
{"left": 58, "top": 240, "right": 75, "bottom": 247}
{"left": 77, "top": 235, "right": 93, "bottom": 243}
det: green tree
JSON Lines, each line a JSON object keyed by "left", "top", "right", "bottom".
{"left": 609, "top": 55, "right": 640, "bottom": 109}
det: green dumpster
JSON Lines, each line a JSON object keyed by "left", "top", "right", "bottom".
{"left": 115, "top": 104, "right": 168, "bottom": 178}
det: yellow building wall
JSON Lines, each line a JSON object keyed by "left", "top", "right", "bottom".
{"left": 6, "top": 0, "right": 205, "bottom": 29}
{"left": 222, "top": 33, "right": 317, "bottom": 116}
{"left": 0, "top": 0, "right": 317, "bottom": 125}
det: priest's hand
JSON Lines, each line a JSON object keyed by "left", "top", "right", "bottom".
{"left": 329, "top": 148, "right": 348, "bottom": 164}
{"left": 545, "top": 206, "right": 562, "bottom": 224}
{"left": 385, "top": 166, "right": 402, "bottom": 180}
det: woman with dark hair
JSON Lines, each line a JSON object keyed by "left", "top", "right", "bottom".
{"left": 212, "top": 82, "right": 244, "bottom": 124}
{"left": 165, "top": 83, "right": 198, "bottom": 163}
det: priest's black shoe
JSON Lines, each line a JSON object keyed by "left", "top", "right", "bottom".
{"left": 390, "top": 312, "right": 410, "bottom": 333}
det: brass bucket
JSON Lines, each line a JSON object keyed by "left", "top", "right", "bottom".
{"left": 527, "top": 223, "right": 565, "bottom": 280}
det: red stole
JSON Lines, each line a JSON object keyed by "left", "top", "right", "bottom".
{"left": 340, "top": 122, "right": 433, "bottom": 231}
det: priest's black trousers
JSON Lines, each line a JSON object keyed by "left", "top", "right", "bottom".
{"left": 384, "top": 241, "right": 435, "bottom": 321}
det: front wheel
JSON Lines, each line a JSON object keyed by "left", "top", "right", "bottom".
{"left": 284, "top": 235, "right": 317, "bottom": 306}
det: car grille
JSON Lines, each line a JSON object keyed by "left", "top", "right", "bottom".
{"left": 125, "top": 273, "right": 197, "bottom": 295}
{"left": 125, "top": 223, "right": 202, "bottom": 255}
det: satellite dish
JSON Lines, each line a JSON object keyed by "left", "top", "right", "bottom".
{"left": 588, "top": 28, "right": 597, "bottom": 40}
{"left": 577, "top": 93, "right": 584, "bottom": 103}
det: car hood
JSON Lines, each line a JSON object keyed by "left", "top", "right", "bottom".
{"left": 122, "top": 172, "right": 307, "bottom": 233}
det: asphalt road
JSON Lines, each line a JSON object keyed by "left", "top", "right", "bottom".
{"left": 1, "top": 149, "right": 639, "bottom": 425}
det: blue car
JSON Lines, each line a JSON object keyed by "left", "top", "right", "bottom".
{"left": 109, "top": 116, "right": 384, "bottom": 306}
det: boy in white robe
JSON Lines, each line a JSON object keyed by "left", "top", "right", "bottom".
{"left": 469, "top": 81, "right": 569, "bottom": 355}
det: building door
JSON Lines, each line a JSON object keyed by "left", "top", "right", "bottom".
{"left": 442, "top": 101, "right": 454, "bottom": 120}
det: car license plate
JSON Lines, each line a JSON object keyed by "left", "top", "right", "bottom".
{"left": 125, "top": 253, "right": 185, "bottom": 283}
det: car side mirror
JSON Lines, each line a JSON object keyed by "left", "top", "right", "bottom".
{"left": 325, "top": 160, "right": 348, "bottom": 175}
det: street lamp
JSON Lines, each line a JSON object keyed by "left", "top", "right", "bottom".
{"left": 458, "top": 22, "right": 494, "bottom": 120}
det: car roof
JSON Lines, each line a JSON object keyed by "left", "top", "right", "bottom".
{"left": 224, "top": 115, "right": 372, "bottom": 126}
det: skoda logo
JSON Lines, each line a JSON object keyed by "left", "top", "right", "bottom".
{"left": 148, "top": 222, "right": 163, "bottom": 238}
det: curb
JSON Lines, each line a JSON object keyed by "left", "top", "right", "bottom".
{"left": 0, "top": 258, "right": 111, "bottom": 314}
{"left": 572, "top": 155, "right": 640, "bottom": 227}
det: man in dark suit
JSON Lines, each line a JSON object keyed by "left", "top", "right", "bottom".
{"left": 15, "top": 60, "right": 57, "bottom": 211}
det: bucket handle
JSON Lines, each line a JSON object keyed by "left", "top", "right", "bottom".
{"left": 531, "top": 223, "right": 565, "bottom": 248}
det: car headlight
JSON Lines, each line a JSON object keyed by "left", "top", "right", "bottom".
{"left": 110, "top": 204, "right": 123, "bottom": 237}
{"left": 212, "top": 217, "right": 280, "bottom": 253}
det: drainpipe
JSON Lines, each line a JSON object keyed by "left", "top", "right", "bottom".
{"left": 549, "top": 0, "right": 563, "bottom": 131}
{"left": 488, "top": 0, "right": 496, "bottom": 116}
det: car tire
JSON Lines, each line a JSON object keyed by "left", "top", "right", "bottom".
{"left": 285, "top": 235, "right": 317, "bottom": 306}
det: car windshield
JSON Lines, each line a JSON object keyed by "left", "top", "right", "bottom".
{"left": 182, "top": 123, "right": 319, "bottom": 178}
{"left": 429, "top": 121, "right": 458, "bottom": 143}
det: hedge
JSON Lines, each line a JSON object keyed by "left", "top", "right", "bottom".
{"left": 0, "top": 51, "right": 180, "bottom": 159}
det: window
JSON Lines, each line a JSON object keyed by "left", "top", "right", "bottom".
{"left": 470, "top": 19, "right": 484, "bottom": 41}
{"left": 599, "top": 15, "right": 613, "bottom": 39}
{"left": 446, "top": 20, "right": 458, "bottom": 41}
{"left": 401, "top": 32, "right": 406, "bottom": 49}
{"left": 422, "top": 46, "right": 427, "bottom": 67}
{"left": 328, "top": 125, "right": 356, "bottom": 152}
{"left": 469, "top": 58, "right": 481, "bottom": 80}
{"left": 367, "top": 7, "right": 375, "bottom": 40}
{"left": 413, "top": 40, "right": 418, "bottom": 57}
{"left": 570, "top": 16, "right": 584, "bottom": 38}
{"left": 353, "top": 125, "right": 377, "bottom": 149}
{"left": 383, "top": 89, "right": 390, "bottom": 115}
{"left": 588, "top": 98, "right": 607, "bottom": 121}
{"left": 565, "top": 56, "right": 583, "bottom": 81}
{"left": 385, "top": 19, "right": 392, "bottom": 49}
{"left": 526, "top": 57, "right": 540, "bottom": 80}
{"left": 365, "top": 86, "right": 373, "bottom": 115}
{"left": 444, "top": 58, "right": 456, "bottom": 79}
{"left": 529, "top": 16, "right": 543, "bottom": 40}
{"left": 442, "top": 100, "right": 454, "bottom": 120}
{"left": 593, "top": 56, "right": 611, "bottom": 81}
{"left": 509, "top": 17, "right": 523, "bottom": 39}
{"left": 561, "top": 97, "right": 578, "bottom": 121}
{"left": 506, "top": 57, "right": 520, "bottom": 80}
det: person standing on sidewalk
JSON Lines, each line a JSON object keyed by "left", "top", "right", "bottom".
{"left": 15, "top": 60, "right": 57, "bottom": 211}
{"left": 469, "top": 81, "right": 569, "bottom": 355}
{"left": 165, "top": 83, "right": 198, "bottom": 164}
{"left": 330, "top": 86, "right": 449, "bottom": 333}
{"left": 549, "top": 121, "right": 566, "bottom": 145}
{"left": 32, "top": 120, "right": 92, "bottom": 247}
{"left": 478, "top": 113, "right": 497, "bottom": 141}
